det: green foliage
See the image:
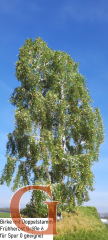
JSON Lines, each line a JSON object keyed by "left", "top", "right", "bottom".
{"left": 20, "top": 202, "right": 48, "bottom": 218}
{"left": 20, "top": 204, "right": 36, "bottom": 218}
{"left": 0, "top": 37, "right": 105, "bottom": 217}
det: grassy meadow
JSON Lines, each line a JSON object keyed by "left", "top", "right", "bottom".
{"left": 0, "top": 206, "right": 108, "bottom": 239}
{"left": 0, "top": 211, "right": 11, "bottom": 218}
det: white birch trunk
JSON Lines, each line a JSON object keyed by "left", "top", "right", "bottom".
{"left": 59, "top": 81, "right": 67, "bottom": 184}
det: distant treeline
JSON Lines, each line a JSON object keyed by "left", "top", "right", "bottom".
{"left": 0, "top": 208, "right": 24, "bottom": 212}
{"left": 0, "top": 208, "right": 108, "bottom": 219}
{"left": 0, "top": 208, "right": 10, "bottom": 211}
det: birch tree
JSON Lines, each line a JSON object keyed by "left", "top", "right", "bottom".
{"left": 0, "top": 37, "right": 105, "bottom": 215}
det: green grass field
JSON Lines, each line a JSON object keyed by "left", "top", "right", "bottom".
{"left": 0, "top": 211, "right": 11, "bottom": 218}
{"left": 0, "top": 206, "right": 108, "bottom": 240}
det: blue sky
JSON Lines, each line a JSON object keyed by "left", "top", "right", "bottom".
{"left": 0, "top": 0, "right": 108, "bottom": 214}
